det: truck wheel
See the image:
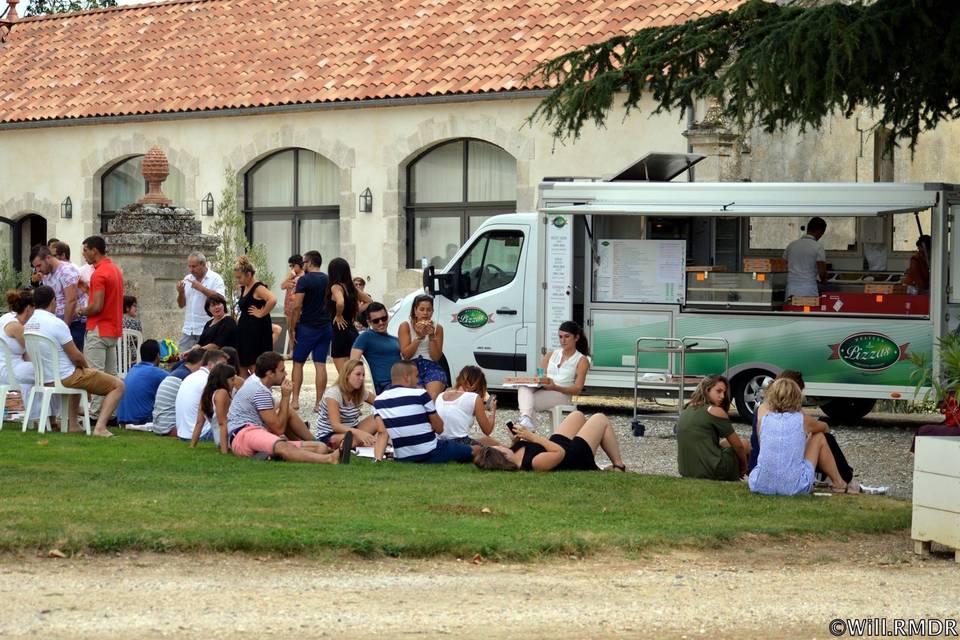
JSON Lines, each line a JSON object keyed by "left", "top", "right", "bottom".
{"left": 818, "top": 398, "right": 876, "bottom": 423}
{"left": 733, "top": 370, "right": 775, "bottom": 424}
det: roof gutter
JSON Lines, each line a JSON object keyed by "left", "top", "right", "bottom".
{"left": 0, "top": 89, "right": 554, "bottom": 131}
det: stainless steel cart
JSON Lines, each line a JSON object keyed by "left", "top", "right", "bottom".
{"left": 630, "top": 336, "right": 730, "bottom": 436}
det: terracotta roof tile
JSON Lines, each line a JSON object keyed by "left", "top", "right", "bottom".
{"left": 0, "top": 0, "right": 742, "bottom": 124}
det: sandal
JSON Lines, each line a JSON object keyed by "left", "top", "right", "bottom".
{"left": 606, "top": 463, "right": 627, "bottom": 472}
{"left": 830, "top": 481, "right": 861, "bottom": 494}
{"left": 338, "top": 431, "right": 353, "bottom": 464}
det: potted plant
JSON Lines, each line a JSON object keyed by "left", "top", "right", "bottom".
{"left": 909, "top": 332, "right": 960, "bottom": 426}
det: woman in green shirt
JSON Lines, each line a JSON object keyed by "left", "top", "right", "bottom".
{"left": 676, "top": 375, "right": 750, "bottom": 481}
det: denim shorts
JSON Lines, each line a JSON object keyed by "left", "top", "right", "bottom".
{"left": 293, "top": 323, "right": 332, "bottom": 364}
{"left": 413, "top": 356, "right": 448, "bottom": 386}
{"left": 399, "top": 438, "right": 473, "bottom": 464}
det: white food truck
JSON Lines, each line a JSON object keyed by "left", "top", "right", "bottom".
{"left": 389, "top": 155, "right": 959, "bottom": 422}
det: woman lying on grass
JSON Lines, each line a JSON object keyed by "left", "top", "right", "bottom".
{"left": 748, "top": 378, "right": 855, "bottom": 495}
{"left": 473, "top": 411, "right": 626, "bottom": 472}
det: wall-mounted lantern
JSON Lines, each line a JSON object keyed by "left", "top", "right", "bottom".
{"left": 359, "top": 188, "right": 373, "bottom": 213}
{"left": 202, "top": 192, "right": 215, "bottom": 216}
{"left": 60, "top": 196, "right": 72, "bottom": 219}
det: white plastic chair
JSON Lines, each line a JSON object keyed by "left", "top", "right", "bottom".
{"left": 0, "top": 339, "right": 25, "bottom": 430}
{"left": 551, "top": 404, "right": 578, "bottom": 429}
{"left": 22, "top": 332, "right": 91, "bottom": 435}
{"left": 117, "top": 328, "right": 143, "bottom": 378}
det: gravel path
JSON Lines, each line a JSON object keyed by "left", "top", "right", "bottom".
{"left": 292, "top": 362, "right": 932, "bottom": 499}
{"left": 2, "top": 535, "right": 957, "bottom": 639}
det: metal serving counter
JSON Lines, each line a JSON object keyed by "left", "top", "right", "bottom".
{"left": 684, "top": 272, "right": 787, "bottom": 310}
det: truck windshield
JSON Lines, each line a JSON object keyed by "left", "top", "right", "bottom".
{"left": 455, "top": 230, "right": 524, "bottom": 298}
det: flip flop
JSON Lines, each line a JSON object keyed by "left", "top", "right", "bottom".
{"left": 606, "top": 463, "right": 627, "bottom": 472}
{"left": 93, "top": 431, "right": 115, "bottom": 438}
{"left": 338, "top": 431, "right": 353, "bottom": 464}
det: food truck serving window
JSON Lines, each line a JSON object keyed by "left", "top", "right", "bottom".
{"left": 454, "top": 230, "right": 524, "bottom": 298}
{"left": 748, "top": 217, "right": 857, "bottom": 252}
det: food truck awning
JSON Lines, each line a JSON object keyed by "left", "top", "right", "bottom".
{"left": 539, "top": 181, "right": 951, "bottom": 217}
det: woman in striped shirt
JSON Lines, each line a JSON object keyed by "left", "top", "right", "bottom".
{"left": 313, "top": 358, "right": 377, "bottom": 447}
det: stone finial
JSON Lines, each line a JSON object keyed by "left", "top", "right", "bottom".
{"left": 0, "top": 0, "right": 20, "bottom": 43}
{"left": 138, "top": 146, "right": 173, "bottom": 206}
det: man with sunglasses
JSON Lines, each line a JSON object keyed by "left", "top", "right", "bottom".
{"left": 350, "top": 302, "right": 401, "bottom": 394}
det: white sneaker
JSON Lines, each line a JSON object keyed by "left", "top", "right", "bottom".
{"left": 518, "top": 415, "right": 536, "bottom": 432}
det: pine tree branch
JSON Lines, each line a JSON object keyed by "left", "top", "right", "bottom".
{"left": 527, "top": 0, "right": 960, "bottom": 150}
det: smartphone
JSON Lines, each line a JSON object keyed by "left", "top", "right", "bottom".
{"left": 505, "top": 420, "right": 517, "bottom": 436}
{"left": 485, "top": 394, "right": 497, "bottom": 410}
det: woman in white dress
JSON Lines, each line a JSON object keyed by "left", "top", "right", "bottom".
{"left": 0, "top": 289, "right": 41, "bottom": 421}
{"left": 517, "top": 320, "right": 590, "bottom": 431}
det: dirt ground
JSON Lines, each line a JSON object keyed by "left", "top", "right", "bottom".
{"left": 1, "top": 533, "right": 957, "bottom": 639}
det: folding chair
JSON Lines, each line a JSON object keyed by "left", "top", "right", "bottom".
{"left": 0, "top": 339, "right": 25, "bottom": 430}
{"left": 551, "top": 403, "right": 579, "bottom": 429}
{"left": 22, "top": 332, "right": 92, "bottom": 435}
{"left": 117, "top": 328, "right": 143, "bottom": 378}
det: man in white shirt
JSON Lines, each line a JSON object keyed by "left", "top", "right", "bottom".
{"left": 783, "top": 217, "right": 827, "bottom": 301}
{"left": 176, "top": 251, "right": 226, "bottom": 352}
{"left": 174, "top": 349, "right": 228, "bottom": 441}
{"left": 24, "top": 285, "right": 124, "bottom": 437}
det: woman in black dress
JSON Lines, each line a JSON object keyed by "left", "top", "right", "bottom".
{"left": 472, "top": 411, "right": 627, "bottom": 472}
{"left": 197, "top": 294, "right": 238, "bottom": 351}
{"left": 326, "top": 257, "right": 372, "bottom": 374}
{"left": 234, "top": 255, "right": 277, "bottom": 372}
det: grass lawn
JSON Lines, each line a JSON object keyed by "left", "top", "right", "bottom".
{"left": 0, "top": 428, "right": 911, "bottom": 560}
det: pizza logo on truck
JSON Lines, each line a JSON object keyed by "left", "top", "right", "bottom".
{"left": 452, "top": 307, "right": 495, "bottom": 329}
{"left": 828, "top": 332, "right": 909, "bottom": 371}
{"left": 551, "top": 215, "right": 568, "bottom": 229}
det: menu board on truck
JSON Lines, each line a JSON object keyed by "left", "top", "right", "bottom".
{"left": 545, "top": 214, "right": 573, "bottom": 351}
{"left": 594, "top": 239, "right": 686, "bottom": 304}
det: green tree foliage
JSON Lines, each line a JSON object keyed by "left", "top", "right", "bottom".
{"left": 209, "top": 168, "right": 274, "bottom": 317}
{"left": 24, "top": 0, "right": 116, "bottom": 15}
{"left": 528, "top": 0, "right": 960, "bottom": 149}
{"left": 0, "top": 254, "right": 25, "bottom": 293}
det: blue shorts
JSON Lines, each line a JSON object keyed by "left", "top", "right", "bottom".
{"left": 293, "top": 323, "right": 332, "bottom": 364}
{"left": 399, "top": 438, "right": 474, "bottom": 464}
{"left": 413, "top": 356, "right": 448, "bottom": 386}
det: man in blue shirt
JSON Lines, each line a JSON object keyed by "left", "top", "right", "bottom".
{"left": 351, "top": 302, "right": 401, "bottom": 394}
{"left": 289, "top": 250, "right": 332, "bottom": 411}
{"left": 169, "top": 348, "right": 204, "bottom": 379}
{"left": 117, "top": 340, "right": 171, "bottom": 426}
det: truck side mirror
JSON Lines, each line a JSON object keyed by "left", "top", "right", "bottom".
{"left": 423, "top": 265, "right": 437, "bottom": 295}
{"left": 422, "top": 264, "right": 459, "bottom": 300}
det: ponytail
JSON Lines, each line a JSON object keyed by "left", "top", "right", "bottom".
{"left": 559, "top": 320, "right": 589, "bottom": 357}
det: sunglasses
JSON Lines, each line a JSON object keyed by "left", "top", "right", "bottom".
{"left": 369, "top": 315, "right": 388, "bottom": 324}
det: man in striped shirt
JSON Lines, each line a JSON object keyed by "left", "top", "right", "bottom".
{"left": 226, "top": 351, "right": 347, "bottom": 463}
{"left": 373, "top": 361, "right": 477, "bottom": 464}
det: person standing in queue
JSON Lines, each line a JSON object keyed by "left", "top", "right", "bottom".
{"left": 289, "top": 250, "right": 332, "bottom": 412}
{"left": 784, "top": 217, "right": 827, "bottom": 302}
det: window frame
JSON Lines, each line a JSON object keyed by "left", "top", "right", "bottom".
{"left": 404, "top": 139, "right": 517, "bottom": 268}
{"left": 451, "top": 228, "right": 525, "bottom": 299}
{"left": 742, "top": 216, "right": 861, "bottom": 259}
{"left": 242, "top": 148, "right": 340, "bottom": 253}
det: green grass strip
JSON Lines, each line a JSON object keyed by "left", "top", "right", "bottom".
{"left": 0, "top": 429, "right": 910, "bottom": 560}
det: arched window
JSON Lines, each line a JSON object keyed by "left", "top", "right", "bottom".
{"left": 405, "top": 139, "right": 517, "bottom": 268}
{"left": 244, "top": 148, "right": 340, "bottom": 303}
{"left": 100, "top": 155, "right": 186, "bottom": 232}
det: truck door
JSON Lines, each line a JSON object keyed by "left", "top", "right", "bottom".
{"left": 435, "top": 226, "right": 529, "bottom": 385}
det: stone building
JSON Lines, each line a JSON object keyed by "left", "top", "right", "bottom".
{"left": 0, "top": 0, "right": 945, "bottom": 317}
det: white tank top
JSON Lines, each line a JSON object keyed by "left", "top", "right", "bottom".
{"left": 407, "top": 321, "right": 435, "bottom": 361}
{"left": 0, "top": 312, "right": 25, "bottom": 363}
{"left": 547, "top": 349, "right": 586, "bottom": 387}
{"left": 435, "top": 391, "right": 478, "bottom": 440}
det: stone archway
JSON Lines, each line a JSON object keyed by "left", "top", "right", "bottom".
{"left": 225, "top": 125, "right": 357, "bottom": 264}
{"left": 0, "top": 195, "right": 59, "bottom": 271}
{"left": 380, "top": 115, "right": 536, "bottom": 298}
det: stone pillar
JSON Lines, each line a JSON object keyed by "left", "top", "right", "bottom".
{"left": 105, "top": 148, "right": 219, "bottom": 342}
{"left": 682, "top": 101, "right": 749, "bottom": 182}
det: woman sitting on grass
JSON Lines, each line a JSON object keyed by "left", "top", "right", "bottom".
{"left": 436, "top": 366, "right": 500, "bottom": 446}
{"left": 749, "top": 378, "right": 856, "bottom": 495}
{"left": 313, "top": 358, "right": 378, "bottom": 448}
{"left": 190, "top": 363, "right": 236, "bottom": 454}
{"left": 473, "top": 411, "right": 626, "bottom": 472}
{"left": 676, "top": 375, "right": 749, "bottom": 482}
